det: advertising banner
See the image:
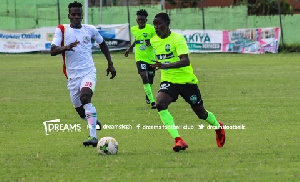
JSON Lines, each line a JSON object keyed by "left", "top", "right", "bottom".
{"left": 223, "top": 27, "right": 280, "bottom": 54}
{"left": 173, "top": 27, "right": 280, "bottom": 54}
{"left": 172, "top": 29, "right": 223, "bottom": 53}
{"left": 0, "top": 28, "right": 47, "bottom": 53}
{"left": 0, "top": 26, "right": 279, "bottom": 54}
{"left": 0, "top": 24, "right": 130, "bottom": 53}
{"left": 93, "top": 23, "right": 130, "bottom": 51}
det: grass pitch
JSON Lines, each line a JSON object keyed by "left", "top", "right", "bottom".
{"left": 0, "top": 53, "right": 299, "bottom": 181}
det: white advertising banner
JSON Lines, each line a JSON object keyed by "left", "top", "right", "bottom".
{"left": 93, "top": 23, "right": 130, "bottom": 51}
{"left": 0, "top": 24, "right": 130, "bottom": 53}
{"left": 172, "top": 29, "right": 223, "bottom": 53}
{"left": 0, "top": 27, "right": 54, "bottom": 53}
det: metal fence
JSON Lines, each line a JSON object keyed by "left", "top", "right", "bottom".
{"left": 1, "top": 0, "right": 300, "bottom": 44}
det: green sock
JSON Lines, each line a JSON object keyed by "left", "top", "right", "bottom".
{"left": 206, "top": 111, "right": 220, "bottom": 129}
{"left": 143, "top": 83, "right": 155, "bottom": 103}
{"left": 158, "top": 110, "right": 180, "bottom": 138}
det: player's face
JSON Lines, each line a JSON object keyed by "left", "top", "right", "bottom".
{"left": 153, "top": 17, "right": 170, "bottom": 38}
{"left": 68, "top": 7, "right": 83, "bottom": 28}
{"left": 136, "top": 15, "right": 147, "bottom": 28}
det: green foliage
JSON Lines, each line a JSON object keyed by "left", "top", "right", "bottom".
{"left": 0, "top": 53, "right": 299, "bottom": 181}
{"left": 279, "top": 43, "right": 300, "bottom": 52}
{"left": 236, "top": 0, "right": 293, "bottom": 15}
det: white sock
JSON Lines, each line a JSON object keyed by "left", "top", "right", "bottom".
{"left": 84, "top": 103, "right": 97, "bottom": 138}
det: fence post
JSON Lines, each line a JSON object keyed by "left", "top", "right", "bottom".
{"left": 57, "top": 0, "right": 61, "bottom": 25}
{"left": 84, "top": 0, "right": 88, "bottom": 24}
{"left": 201, "top": 0, "right": 205, "bottom": 30}
{"left": 161, "top": 0, "right": 165, "bottom": 10}
{"left": 127, "top": 0, "right": 131, "bottom": 43}
{"left": 277, "top": 0, "right": 284, "bottom": 45}
{"left": 100, "top": 0, "right": 103, "bottom": 24}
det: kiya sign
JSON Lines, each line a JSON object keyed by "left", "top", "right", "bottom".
{"left": 43, "top": 119, "right": 81, "bottom": 135}
{"left": 171, "top": 29, "right": 223, "bottom": 52}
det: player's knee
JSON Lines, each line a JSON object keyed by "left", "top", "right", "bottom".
{"left": 80, "top": 94, "right": 91, "bottom": 106}
{"left": 197, "top": 111, "right": 208, "bottom": 120}
{"left": 156, "top": 102, "right": 168, "bottom": 111}
{"left": 139, "top": 72, "right": 149, "bottom": 84}
{"left": 142, "top": 79, "right": 149, "bottom": 84}
{"left": 141, "top": 76, "right": 149, "bottom": 84}
{"left": 148, "top": 76, "right": 154, "bottom": 84}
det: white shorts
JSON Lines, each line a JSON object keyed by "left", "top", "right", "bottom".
{"left": 67, "top": 71, "right": 97, "bottom": 108}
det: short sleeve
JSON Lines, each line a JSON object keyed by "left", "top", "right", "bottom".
{"left": 51, "top": 27, "right": 63, "bottom": 46}
{"left": 175, "top": 34, "right": 189, "bottom": 56}
{"left": 91, "top": 25, "right": 103, "bottom": 44}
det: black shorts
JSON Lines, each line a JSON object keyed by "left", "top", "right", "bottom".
{"left": 136, "top": 61, "right": 156, "bottom": 77}
{"left": 158, "top": 82, "right": 203, "bottom": 106}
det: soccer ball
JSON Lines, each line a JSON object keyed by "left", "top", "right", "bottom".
{"left": 97, "top": 137, "right": 118, "bottom": 155}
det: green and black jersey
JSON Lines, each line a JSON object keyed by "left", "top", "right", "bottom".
{"left": 150, "top": 32, "right": 198, "bottom": 84}
{"left": 131, "top": 24, "right": 156, "bottom": 64}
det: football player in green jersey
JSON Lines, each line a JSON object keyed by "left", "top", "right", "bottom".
{"left": 151, "top": 13, "right": 225, "bottom": 152}
{"left": 125, "top": 9, "right": 156, "bottom": 109}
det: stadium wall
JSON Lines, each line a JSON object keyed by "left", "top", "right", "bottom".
{"left": 0, "top": 1, "right": 299, "bottom": 44}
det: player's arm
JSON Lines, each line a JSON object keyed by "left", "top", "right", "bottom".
{"left": 152, "top": 54, "right": 190, "bottom": 69}
{"left": 99, "top": 40, "right": 116, "bottom": 79}
{"left": 124, "top": 38, "right": 136, "bottom": 57}
{"left": 50, "top": 40, "right": 80, "bottom": 56}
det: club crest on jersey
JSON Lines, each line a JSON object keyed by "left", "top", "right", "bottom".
{"left": 165, "top": 44, "right": 170, "bottom": 52}
{"left": 83, "top": 36, "right": 90, "bottom": 44}
{"left": 143, "top": 33, "right": 147, "bottom": 38}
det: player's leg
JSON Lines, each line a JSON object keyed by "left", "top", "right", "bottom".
{"left": 147, "top": 65, "right": 156, "bottom": 105}
{"left": 68, "top": 77, "right": 99, "bottom": 147}
{"left": 180, "top": 84, "right": 225, "bottom": 147}
{"left": 192, "top": 105, "right": 225, "bottom": 147}
{"left": 136, "top": 61, "right": 156, "bottom": 109}
{"left": 75, "top": 105, "right": 86, "bottom": 119}
{"left": 140, "top": 71, "right": 156, "bottom": 109}
{"left": 80, "top": 73, "right": 99, "bottom": 147}
{"left": 75, "top": 105, "right": 101, "bottom": 129}
{"left": 68, "top": 77, "right": 86, "bottom": 120}
{"left": 156, "top": 82, "right": 188, "bottom": 152}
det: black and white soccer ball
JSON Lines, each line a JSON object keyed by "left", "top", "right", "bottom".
{"left": 97, "top": 137, "right": 118, "bottom": 155}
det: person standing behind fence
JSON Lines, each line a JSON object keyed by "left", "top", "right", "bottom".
{"left": 150, "top": 13, "right": 225, "bottom": 152}
{"left": 50, "top": 1, "right": 116, "bottom": 147}
{"left": 125, "top": 9, "right": 157, "bottom": 109}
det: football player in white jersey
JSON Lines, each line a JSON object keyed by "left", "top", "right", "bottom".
{"left": 50, "top": 1, "right": 116, "bottom": 147}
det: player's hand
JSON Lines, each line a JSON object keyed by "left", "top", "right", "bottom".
{"left": 65, "top": 40, "right": 80, "bottom": 52}
{"left": 124, "top": 49, "right": 129, "bottom": 57}
{"left": 145, "top": 40, "right": 151, "bottom": 46}
{"left": 106, "top": 65, "right": 116, "bottom": 79}
{"left": 151, "top": 61, "right": 164, "bottom": 70}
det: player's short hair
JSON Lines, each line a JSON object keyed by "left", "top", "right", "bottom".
{"left": 68, "top": 1, "right": 83, "bottom": 11}
{"left": 136, "top": 9, "right": 148, "bottom": 17}
{"left": 155, "top": 13, "right": 170, "bottom": 23}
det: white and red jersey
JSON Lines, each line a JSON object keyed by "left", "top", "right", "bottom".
{"left": 51, "top": 24, "right": 104, "bottom": 79}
